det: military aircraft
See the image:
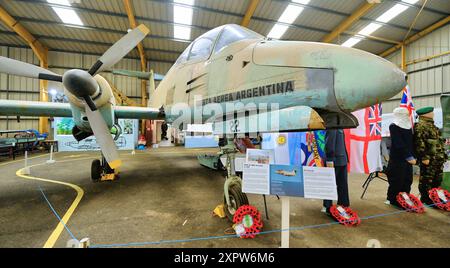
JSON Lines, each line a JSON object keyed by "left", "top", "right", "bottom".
{"left": 0, "top": 24, "right": 406, "bottom": 217}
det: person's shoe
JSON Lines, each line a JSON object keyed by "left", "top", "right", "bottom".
{"left": 384, "top": 200, "right": 391, "bottom": 205}
{"left": 320, "top": 207, "right": 327, "bottom": 213}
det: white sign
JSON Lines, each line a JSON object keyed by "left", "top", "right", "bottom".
{"left": 242, "top": 163, "right": 270, "bottom": 195}
{"left": 303, "top": 166, "right": 338, "bottom": 200}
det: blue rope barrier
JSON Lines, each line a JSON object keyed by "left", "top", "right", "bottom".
{"left": 89, "top": 202, "right": 447, "bottom": 248}
{"left": 38, "top": 186, "right": 79, "bottom": 242}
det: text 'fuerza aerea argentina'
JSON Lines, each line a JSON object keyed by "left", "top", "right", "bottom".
{"left": 201, "top": 80, "right": 295, "bottom": 105}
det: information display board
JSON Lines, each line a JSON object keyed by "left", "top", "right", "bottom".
{"left": 242, "top": 149, "right": 337, "bottom": 200}
{"left": 54, "top": 118, "right": 138, "bottom": 152}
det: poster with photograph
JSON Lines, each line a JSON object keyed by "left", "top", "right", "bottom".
{"left": 246, "top": 149, "right": 275, "bottom": 164}
{"left": 54, "top": 118, "right": 138, "bottom": 152}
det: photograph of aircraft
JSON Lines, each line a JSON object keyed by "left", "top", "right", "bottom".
{"left": 275, "top": 169, "right": 297, "bottom": 177}
{"left": 0, "top": 24, "right": 406, "bottom": 184}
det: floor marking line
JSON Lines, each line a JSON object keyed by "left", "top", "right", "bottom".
{"left": 15, "top": 157, "right": 92, "bottom": 248}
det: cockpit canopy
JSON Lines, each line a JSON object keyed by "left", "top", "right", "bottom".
{"left": 175, "top": 24, "right": 264, "bottom": 64}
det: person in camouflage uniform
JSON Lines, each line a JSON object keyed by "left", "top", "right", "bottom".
{"left": 414, "top": 107, "right": 448, "bottom": 204}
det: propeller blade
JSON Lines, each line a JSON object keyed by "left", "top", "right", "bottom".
{"left": 83, "top": 96, "right": 98, "bottom": 112}
{"left": 88, "top": 24, "right": 150, "bottom": 76}
{"left": 0, "top": 56, "right": 62, "bottom": 82}
{"left": 84, "top": 104, "right": 122, "bottom": 169}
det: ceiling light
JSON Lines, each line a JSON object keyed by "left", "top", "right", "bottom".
{"left": 278, "top": 5, "right": 304, "bottom": 24}
{"left": 52, "top": 7, "right": 83, "bottom": 25}
{"left": 174, "top": 0, "right": 194, "bottom": 5}
{"left": 172, "top": 0, "right": 194, "bottom": 40}
{"left": 358, "top": 23, "right": 382, "bottom": 36}
{"left": 341, "top": 37, "right": 362, "bottom": 48}
{"left": 267, "top": 24, "right": 289, "bottom": 39}
{"left": 174, "top": 5, "right": 193, "bottom": 24}
{"left": 267, "top": 0, "right": 310, "bottom": 39}
{"left": 376, "top": 4, "right": 408, "bottom": 23}
{"left": 47, "top": 0, "right": 71, "bottom": 6}
{"left": 402, "top": 0, "right": 420, "bottom": 4}
{"left": 174, "top": 25, "right": 191, "bottom": 40}
{"left": 292, "top": 0, "right": 311, "bottom": 4}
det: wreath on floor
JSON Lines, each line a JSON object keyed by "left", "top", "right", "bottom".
{"left": 329, "top": 205, "right": 361, "bottom": 226}
{"left": 428, "top": 188, "right": 450, "bottom": 211}
{"left": 233, "top": 205, "right": 263, "bottom": 239}
{"left": 396, "top": 192, "right": 425, "bottom": 213}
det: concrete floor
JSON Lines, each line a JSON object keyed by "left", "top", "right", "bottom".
{"left": 0, "top": 147, "right": 448, "bottom": 248}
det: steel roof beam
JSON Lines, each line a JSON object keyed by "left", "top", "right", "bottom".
{"left": 380, "top": 15, "right": 450, "bottom": 58}
{"left": 241, "top": 0, "right": 260, "bottom": 27}
{"left": 322, "top": 1, "right": 377, "bottom": 43}
{"left": 0, "top": 30, "right": 182, "bottom": 55}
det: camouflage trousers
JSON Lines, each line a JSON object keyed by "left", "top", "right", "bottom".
{"left": 419, "top": 164, "right": 443, "bottom": 204}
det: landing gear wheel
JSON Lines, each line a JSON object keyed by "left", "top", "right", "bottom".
{"left": 91, "top": 159, "right": 102, "bottom": 182}
{"left": 224, "top": 185, "right": 249, "bottom": 221}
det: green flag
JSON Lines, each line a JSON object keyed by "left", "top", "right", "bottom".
{"left": 441, "top": 94, "right": 450, "bottom": 191}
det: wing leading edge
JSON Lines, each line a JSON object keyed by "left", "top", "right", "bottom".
{"left": 0, "top": 100, "right": 164, "bottom": 120}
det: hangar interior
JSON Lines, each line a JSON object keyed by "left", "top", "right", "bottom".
{"left": 0, "top": 0, "right": 448, "bottom": 248}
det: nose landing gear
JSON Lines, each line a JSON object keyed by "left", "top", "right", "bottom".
{"left": 91, "top": 154, "right": 119, "bottom": 182}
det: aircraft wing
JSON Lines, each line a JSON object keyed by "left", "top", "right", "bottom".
{"left": 113, "top": 106, "right": 164, "bottom": 120}
{"left": 0, "top": 100, "right": 73, "bottom": 117}
{"left": 0, "top": 100, "right": 164, "bottom": 120}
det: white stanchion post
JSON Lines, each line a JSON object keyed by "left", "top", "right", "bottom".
{"left": 47, "top": 145, "right": 56, "bottom": 164}
{"left": 131, "top": 149, "right": 136, "bottom": 155}
{"left": 281, "top": 196, "right": 290, "bottom": 248}
{"left": 23, "top": 151, "right": 30, "bottom": 175}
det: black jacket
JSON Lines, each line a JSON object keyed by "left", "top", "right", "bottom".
{"left": 325, "top": 129, "right": 349, "bottom": 167}
{"left": 389, "top": 124, "right": 414, "bottom": 162}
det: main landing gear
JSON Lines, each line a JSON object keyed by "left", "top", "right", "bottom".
{"left": 222, "top": 139, "right": 249, "bottom": 221}
{"left": 91, "top": 154, "right": 119, "bottom": 182}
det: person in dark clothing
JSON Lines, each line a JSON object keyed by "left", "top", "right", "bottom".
{"left": 161, "top": 122, "right": 168, "bottom": 141}
{"left": 386, "top": 107, "right": 416, "bottom": 207}
{"left": 323, "top": 129, "right": 350, "bottom": 213}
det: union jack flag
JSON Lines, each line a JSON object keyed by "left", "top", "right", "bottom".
{"left": 367, "top": 104, "right": 382, "bottom": 136}
{"left": 400, "top": 85, "right": 415, "bottom": 127}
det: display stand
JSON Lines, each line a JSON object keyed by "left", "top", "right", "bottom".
{"left": 263, "top": 195, "right": 269, "bottom": 220}
{"left": 280, "top": 196, "right": 290, "bottom": 248}
{"left": 361, "top": 171, "right": 387, "bottom": 199}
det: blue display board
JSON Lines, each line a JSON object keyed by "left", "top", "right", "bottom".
{"left": 270, "top": 164, "right": 304, "bottom": 197}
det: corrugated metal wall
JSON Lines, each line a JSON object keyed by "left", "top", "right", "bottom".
{"left": 384, "top": 24, "right": 450, "bottom": 113}
{"left": 0, "top": 45, "right": 172, "bottom": 132}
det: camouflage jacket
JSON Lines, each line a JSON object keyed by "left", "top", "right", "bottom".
{"left": 414, "top": 117, "right": 448, "bottom": 165}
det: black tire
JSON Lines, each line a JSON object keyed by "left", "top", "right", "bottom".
{"left": 91, "top": 159, "right": 102, "bottom": 182}
{"left": 224, "top": 184, "right": 249, "bottom": 222}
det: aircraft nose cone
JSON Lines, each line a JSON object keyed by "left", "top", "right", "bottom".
{"left": 62, "top": 69, "right": 98, "bottom": 98}
{"left": 334, "top": 47, "right": 407, "bottom": 111}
